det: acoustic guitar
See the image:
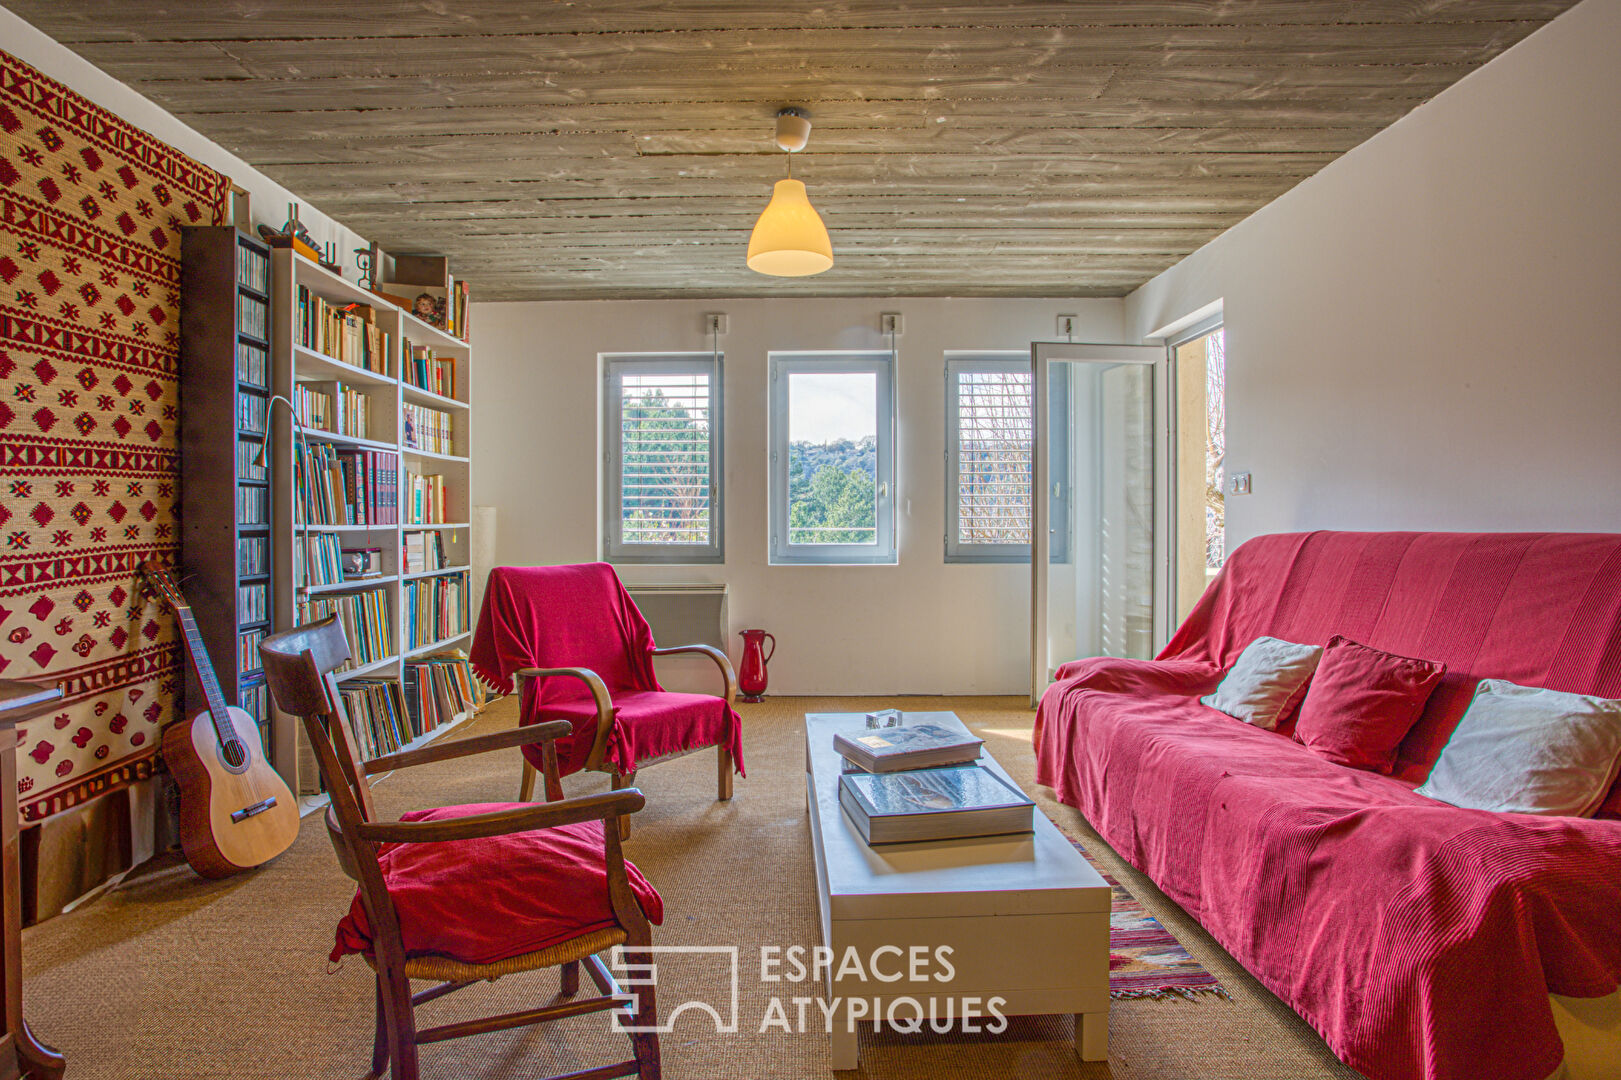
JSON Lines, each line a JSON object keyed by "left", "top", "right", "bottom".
{"left": 145, "top": 565, "right": 299, "bottom": 878}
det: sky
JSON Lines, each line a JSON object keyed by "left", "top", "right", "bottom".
{"left": 789, "top": 371, "right": 876, "bottom": 444}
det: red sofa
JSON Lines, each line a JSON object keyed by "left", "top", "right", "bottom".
{"left": 1035, "top": 532, "right": 1621, "bottom": 1080}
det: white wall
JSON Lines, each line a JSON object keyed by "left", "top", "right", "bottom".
{"left": 0, "top": 6, "right": 370, "bottom": 271}
{"left": 472, "top": 298, "right": 1120, "bottom": 694}
{"left": 1125, "top": 0, "right": 1621, "bottom": 546}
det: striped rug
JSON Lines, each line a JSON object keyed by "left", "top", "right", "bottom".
{"left": 1070, "top": 838, "right": 1228, "bottom": 1000}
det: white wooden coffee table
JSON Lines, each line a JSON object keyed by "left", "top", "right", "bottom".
{"left": 804, "top": 711, "right": 1110, "bottom": 1071}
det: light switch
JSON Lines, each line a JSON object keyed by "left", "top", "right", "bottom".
{"left": 1229, "top": 472, "right": 1252, "bottom": 496}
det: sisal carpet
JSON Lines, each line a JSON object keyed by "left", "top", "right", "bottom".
{"left": 23, "top": 696, "right": 1365, "bottom": 1079}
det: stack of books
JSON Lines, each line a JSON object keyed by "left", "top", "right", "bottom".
{"left": 404, "top": 341, "right": 457, "bottom": 398}
{"left": 296, "top": 587, "right": 392, "bottom": 668}
{"left": 402, "top": 402, "right": 454, "bottom": 455}
{"left": 402, "top": 468, "right": 448, "bottom": 524}
{"left": 834, "top": 716, "right": 1033, "bottom": 845}
{"left": 295, "top": 291, "right": 389, "bottom": 374}
{"left": 295, "top": 444, "right": 398, "bottom": 526}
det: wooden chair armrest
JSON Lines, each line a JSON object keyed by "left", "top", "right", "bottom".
{"left": 515, "top": 666, "right": 617, "bottom": 774}
{"left": 650, "top": 643, "right": 738, "bottom": 702}
{"left": 361, "top": 720, "right": 574, "bottom": 775}
{"left": 356, "top": 788, "right": 645, "bottom": 845}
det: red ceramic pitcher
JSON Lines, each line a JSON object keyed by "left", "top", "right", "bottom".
{"left": 737, "top": 629, "right": 775, "bottom": 702}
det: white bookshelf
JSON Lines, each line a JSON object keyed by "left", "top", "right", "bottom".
{"left": 269, "top": 250, "right": 476, "bottom": 794}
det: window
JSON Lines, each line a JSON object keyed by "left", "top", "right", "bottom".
{"left": 945, "top": 355, "right": 1067, "bottom": 563}
{"left": 1172, "top": 317, "right": 1224, "bottom": 623}
{"left": 603, "top": 354, "right": 722, "bottom": 563}
{"left": 770, "top": 353, "right": 896, "bottom": 565}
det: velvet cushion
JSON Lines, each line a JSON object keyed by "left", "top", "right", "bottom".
{"left": 1200, "top": 636, "right": 1323, "bottom": 731}
{"left": 1294, "top": 636, "right": 1446, "bottom": 774}
{"left": 330, "top": 803, "right": 663, "bottom": 965}
{"left": 1415, "top": 681, "right": 1621, "bottom": 817}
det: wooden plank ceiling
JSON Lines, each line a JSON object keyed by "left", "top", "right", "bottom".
{"left": 7, "top": 1, "right": 1580, "bottom": 300}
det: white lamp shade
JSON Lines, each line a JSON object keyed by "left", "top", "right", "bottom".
{"left": 747, "top": 178, "right": 833, "bottom": 277}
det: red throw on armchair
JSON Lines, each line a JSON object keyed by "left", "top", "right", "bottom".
{"left": 472, "top": 563, "right": 745, "bottom": 817}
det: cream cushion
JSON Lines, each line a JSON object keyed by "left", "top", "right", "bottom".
{"left": 1200, "top": 636, "right": 1324, "bottom": 731}
{"left": 1415, "top": 679, "right": 1621, "bottom": 817}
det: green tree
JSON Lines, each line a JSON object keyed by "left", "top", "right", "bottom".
{"left": 619, "top": 389, "right": 710, "bottom": 544}
{"left": 789, "top": 461, "right": 876, "bottom": 544}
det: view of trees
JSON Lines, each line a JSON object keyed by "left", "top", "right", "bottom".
{"left": 788, "top": 436, "right": 877, "bottom": 543}
{"left": 619, "top": 386, "right": 711, "bottom": 544}
{"left": 1204, "top": 330, "right": 1226, "bottom": 568}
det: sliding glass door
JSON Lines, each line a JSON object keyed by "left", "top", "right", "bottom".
{"left": 1032, "top": 342, "right": 1167, "bottom": 704}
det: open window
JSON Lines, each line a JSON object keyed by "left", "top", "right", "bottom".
{"left": 602, "top": 354, "right": 723, "bottom": 564}
{"left": 769, "top": 352, "right": 896, "bottom": 565}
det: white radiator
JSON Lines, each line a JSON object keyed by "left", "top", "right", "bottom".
{"left": 626, "top": 583, "right": 729, "bottom": 650}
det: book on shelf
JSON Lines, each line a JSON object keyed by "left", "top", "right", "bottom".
{"left": 403, "top": 572, "right": 467, "bottom": 651}
{"left": 236, "top": 292, "right": 267, "bottom": 340}
{"left": 237, "top": 392, "right": 267, "bottom": 437}
{"left": 403, "top": 341, "right": 457, "bottom": 398}
{"left": 295, "top": 288, "right": 389, "bottom": 375}
{"left": 402, "top": 530, "right": 453, "bottom": 574}
{"left": 832, "top": 722, "right": 984, "bottom": 774}
{"left": 237, "top": 628, "right": 265, "bottom": 676}
{"left": 236, "top": 340, "right": 268, "bottom": 389}
{"left": 296, "top": 380, "right": 371, "bottom": 439}
{"left": 402, "top": 402, "right": 454, "bottom": 455}
{"left": 297, "top": 587, "right": 392, "bottom": 669}
{"left": 838, "top": 765, "right": 1034, "bottom": 844}
{"left": 236, "top": 485, "right": 268, "bottom": 526}
{"left": 295, "top": 443, "right": 398, "bottom": 527}
{"left": 294, "top": 532, "right": 344, "bottom": 588}
{"left": 238, "top": 582, "right": 267, "bottom": 624}
{"left": 336, "top": 677, "right": 410, "bottom": 761}
{"left": 238, "top": 535, "right": 268, "bottom": 577}
{"left": 402, "top": 468, "right": 448, "bottom": 524}
{"left": 235, "top": 239, "right": 269, "bottom": 294}
{"left": 235, "top": 439, "right": 267, "bottom": 483}
{"left": 403, "top": 653, "right": 483, "bottom": 741}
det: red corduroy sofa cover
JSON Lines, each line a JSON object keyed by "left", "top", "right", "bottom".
{"left": 1034, "top": 531, "right": 1621, "bottom": 1080}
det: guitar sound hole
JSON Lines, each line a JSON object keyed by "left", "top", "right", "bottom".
{"left": 220, "top": 740, "right": 248, "bottom": 770}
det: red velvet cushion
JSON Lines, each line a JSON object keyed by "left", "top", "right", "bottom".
{"left": 330, "top": 803, "right": 663, "bottom": 965}
{"left": 1294, "top": 636, "right": 1446, "bottom": 774}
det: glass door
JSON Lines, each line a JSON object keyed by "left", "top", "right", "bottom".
{"left": 1032, "top": 341, "right": 1167, "bottom": 704}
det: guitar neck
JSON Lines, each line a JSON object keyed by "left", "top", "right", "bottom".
{"left": 175, "top": 605, "right": 232, "bottom": 726}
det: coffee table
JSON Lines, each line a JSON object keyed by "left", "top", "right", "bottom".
{"left": 804, "top": 711, "right": 1110, "bottom": 1071}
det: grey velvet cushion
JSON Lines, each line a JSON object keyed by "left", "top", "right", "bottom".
{"left": 1415, "top": 679, "right": 1621, "bottom": 817}
{"left": 1200, "top": 636, "right": 1324, "bottom": 731}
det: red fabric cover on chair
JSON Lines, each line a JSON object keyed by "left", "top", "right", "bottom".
{"left": 1035, "top": 531, "right": 1621, "bottom": 1080}
{"left": 470, "top": 563, "right": 744, "bottom": 778}
{"left": 330, "top": 804, "right": 663, "bottom": 965}
{"left": 1293, "top": 634, "right": 1446, "bottom": 773}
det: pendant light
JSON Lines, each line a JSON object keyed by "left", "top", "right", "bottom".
{"left": 747, "top": 107, "right": 833, "bottom": 277}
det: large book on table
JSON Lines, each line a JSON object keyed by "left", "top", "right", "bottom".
{"left": 833, "top": 722, "right": 984, "bottom": 773}
{"left": 838, "top": 764, "right": 1034, "bottom": 844}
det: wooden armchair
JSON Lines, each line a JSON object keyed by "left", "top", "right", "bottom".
{"left": 259, "top": 615, "right": 660, "bottom": 1080}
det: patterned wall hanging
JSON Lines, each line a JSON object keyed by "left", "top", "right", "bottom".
{"left": 0, "top": 49, "right": 229, "bottom": 822}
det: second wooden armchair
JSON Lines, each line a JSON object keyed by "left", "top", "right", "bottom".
{"left": 260, "top": 615, "right": 662, "bottom": 1080}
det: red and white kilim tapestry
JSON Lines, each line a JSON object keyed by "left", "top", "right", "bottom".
{"left": 0, "top": 49, "right": 229, "bottom": 823}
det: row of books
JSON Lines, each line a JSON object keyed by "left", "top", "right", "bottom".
{"left": 238, "top": 680, "right": 271, "bottom": 757}
{"left": 403, "top": 655, "right": 482, "bottom": 741}
{"left": 402, "top": 402, "right": 454, "bottom": 455}
{"left": 238, "top": 582, "right": 267, "bottom": 624}
{"left": 238, "top": 535, "right": 268, "bottom": 577}
{"left": 295, "top": 380, "right": 372, "bottom": 440}
{"left": 236, "top": 240, "right": 270, "bottom": 294}
{"left": 235, "top": 439, "right": 267, "bottom": 483}
{"left": 238, "top": 628, "right": 264, "bottom": 675}
{"left": 237, "top": 485, "right": 268, "bottom": 526}
{"left": 297, "top": 587, "right": 392, "bottom": 668}
{"left": 237, "top": 293, "right": 268, "bottom": 341}
{"left": 402, "top": 469, "right": 449, "bottom": 525}
{"left": 237, "top": 392, "right": 267, "bottom": 437}
{"left": 296, "top": 443, "right": 400, "bottom": 527}
{"left": 296, "top": 290, "right": 390, "bottom": 375}
{"left": 334, "top": 654, "right": 481, "bottom": 762}
{"left": 403, "top": 530, "right": 454, "bottom": 574}
{"left": 403, "top": 342, "right": 457, "bottom": 398}
{"left": 403, "top": 572, "right": 467, "bottom": 651}
{"left": 236, "top": 341, "right": 268, "bottom": 389}
{"left": 296, "top": 531, "right": 346, "bottom": 588}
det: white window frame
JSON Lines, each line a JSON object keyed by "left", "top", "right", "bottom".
{"left": 769, "top": 352, "right": 896, "bottom": 565}
{"left": 602, "top": 353, "right": 724, "bottom": 564}
{"left": 945, "top": 354, "right": 1070, "bottom": 564}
